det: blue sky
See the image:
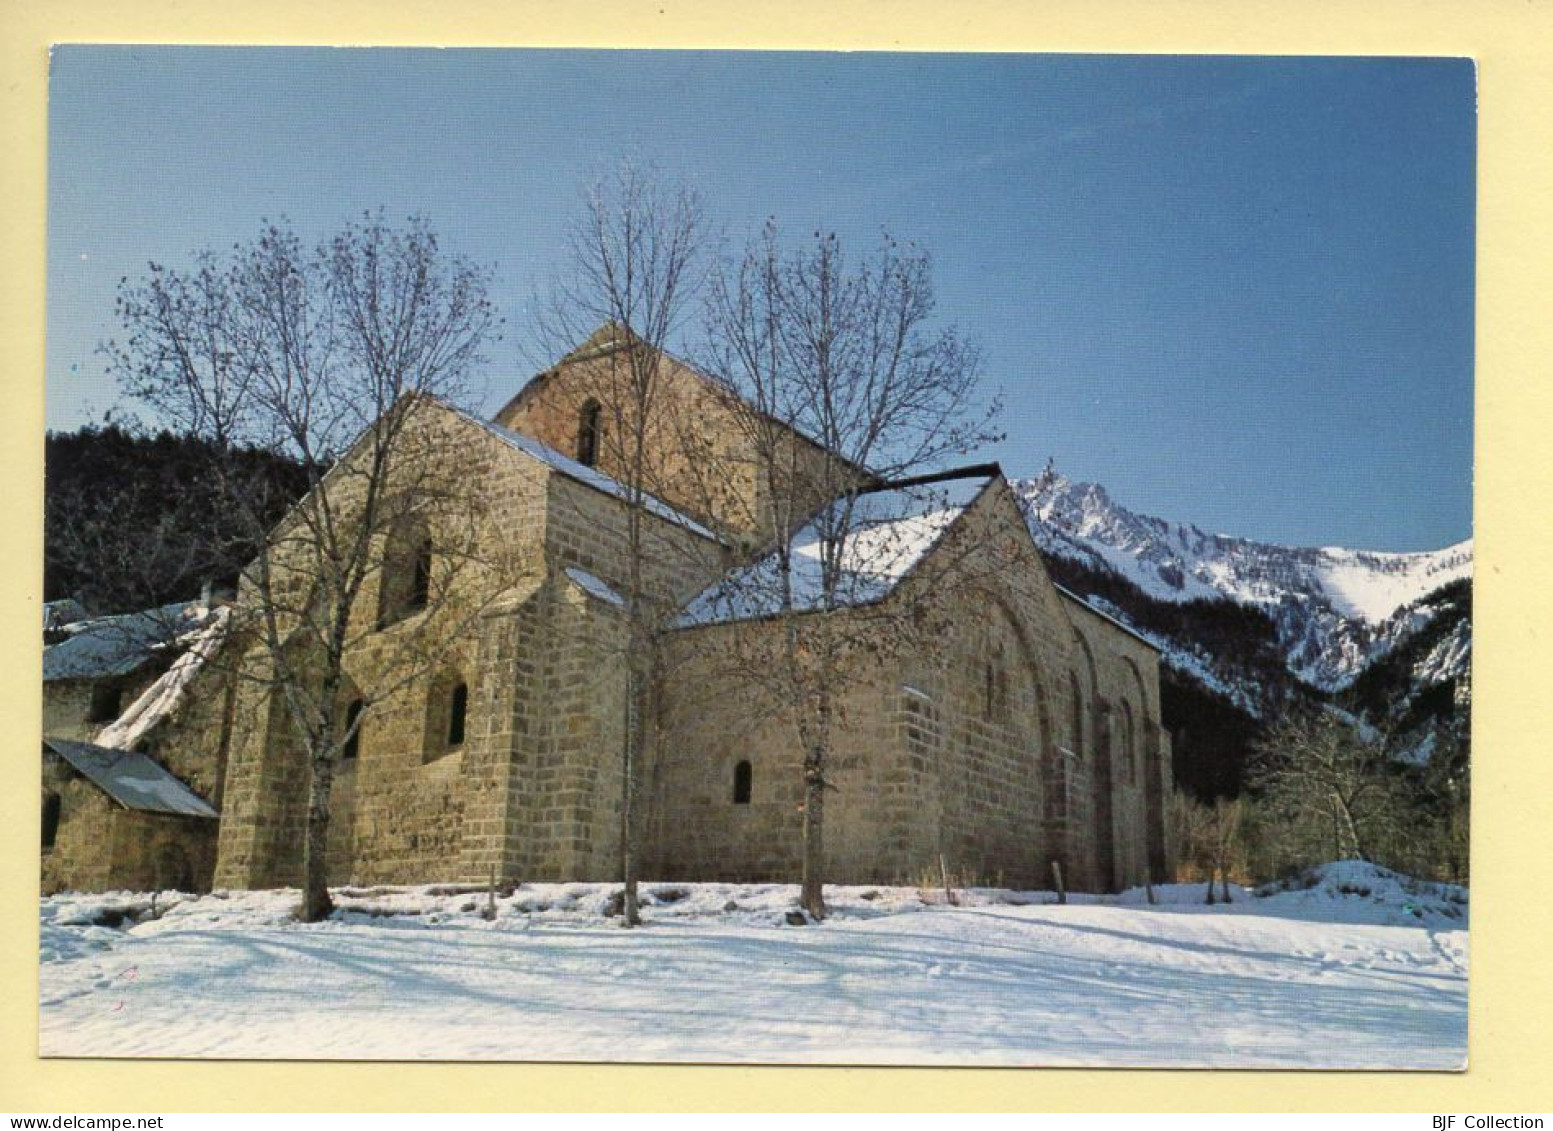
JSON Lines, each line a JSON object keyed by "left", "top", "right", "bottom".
{"left": 46, "top": 48, "right": 1474, "bottom": 551}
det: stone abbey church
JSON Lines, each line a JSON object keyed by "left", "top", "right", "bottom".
{"left": 41, "top": 328, "right": 1173, "bottom": 897}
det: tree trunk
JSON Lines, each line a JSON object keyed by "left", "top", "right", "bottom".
{"left": 800, "top": 684, "right": 831, "bottom": 920}
{"left": 1337, "top": 796, "right": 1367, "bottom": 862}
{"left": 800, "top": 759, "right": 826, "bottom": 918}
{"left": 300, "top": 754, "right": 336, "bottom": 922}
{"left": 620, "top": 657, "right": 644, "bottom": 928}
{"left": 618, "top": 399, "right": 652, "bottom": 930}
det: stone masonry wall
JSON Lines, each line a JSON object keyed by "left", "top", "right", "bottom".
{"left": 41, "top": 757, "right": 116, "bottom": 894}
{"left": 214, "top": 404, "right": 546, "bottom": 890}
{"left": 893, "top": 482, "right": 1084, "bottom": 890}
{"left": 106, "top": 812, "right": 219, "bottom": 893}
{"left": 476, "top": 463, "right": 723, "bottom": 883}
{"left": 499, "top": 580, "right": 629, "bottom": 881}
{"left": 139, "top": 654, "right": 235, "bottom": 811}
{"left": 643, "top": 478, "right": 1174, "bottom": 893}
{"left": 495, "top": 331, "right": 866, "bottom": 547}
{"left": 43, "top": 671, "right": 160, "bottom": 744}
{"left": 214, "top": 397, "right": 724, "bottom": 890}
{"left": 1064, "top": 596, "right": 1171, "bottom": 889}
{"left": 645, "top": 643, "right": 931, "bottom": 885}
{"left": 41, "top": 753, "right": 219, "bottom": 895}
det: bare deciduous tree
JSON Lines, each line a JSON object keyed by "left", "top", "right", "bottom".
{"left": 1174, "top": 790, "right": 1247, "bottom": 903}
{"left": 1248, "top": 710, "right": 1413, "bottom": 873}
{"left": 699, "top": 225, "right": 1002, "bottom": 918}
{"left": 107, "top": 213, "right": 502, "bottom": 921}
{"left": 535, "top": 165, "right": 708, "bottom": 926}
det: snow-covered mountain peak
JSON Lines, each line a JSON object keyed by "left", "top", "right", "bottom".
{"left": 1016, "top": 469, "right": 1472, "bottom": 691}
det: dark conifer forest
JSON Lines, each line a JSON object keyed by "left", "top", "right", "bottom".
{"left": 45, "top": 426, "right": 309, "bottom": 615}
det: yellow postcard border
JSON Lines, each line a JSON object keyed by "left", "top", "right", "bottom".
{"left": 3, "top": 0, "right": 1549, "bottom": 1113}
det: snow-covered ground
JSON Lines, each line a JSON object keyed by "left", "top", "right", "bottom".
{"left": 37, "top": 862, "right": 1467, "bottom": 1069}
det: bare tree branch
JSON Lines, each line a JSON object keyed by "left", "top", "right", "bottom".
{"left": 107, "top": 213, "right": 504, "bottom": 921}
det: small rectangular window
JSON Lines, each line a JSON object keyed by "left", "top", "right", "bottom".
{"left": 88, "top": 682, "right": 123, "bottom": 724}
{"left": 447, "top": 683, "right": 468, "bottom": 747}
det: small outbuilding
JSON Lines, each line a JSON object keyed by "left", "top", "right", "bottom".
{"left": 41, "top": 737, "right": 220, "bottom": 894}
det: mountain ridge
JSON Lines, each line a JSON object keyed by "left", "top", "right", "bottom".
{"left": 1015, "top": 469, "right": 1472, "bottom": 693}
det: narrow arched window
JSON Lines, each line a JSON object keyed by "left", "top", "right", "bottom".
{"left": 1069, "top": 673, "right": 1084, "bottom": 758}
{"left": 409, "top": 537, "right": 432, "bottom": 611}
{"left": 577, "top": 399, "right": 602, "bottom": 467}
{"left": 424, "top": 669, "right": 468, "bottom": 763}
{"left": 378, "top": 517, "right": 432, "bottom": 628}
{"left": 341, "top": 699, "right": 365, "bottom": 761}
{"left": 447, "top": 682, "right": 468, "bottom": 747}
{"left": 42, "top": 794, "right": 61, "bottom": 851}
{"left": 733, "top": 760, "right": 752, "bottom": 805}
{"left": 983, "top": 655, "right": 1010, "bottom": 723}
{"left": 1120, "top": 700, "right": 1137, "bottom": 784}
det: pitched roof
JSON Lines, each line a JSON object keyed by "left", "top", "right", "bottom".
{"left": 447, "top": 404, "right": 721, "bottom": 542}
{"left": 43, "top": 737, "right": 219, "bottom": 818}
{"left": 42, "top": 601, "right": 215, "bottom": 683}
{"left": 1053, "top": 584, "right": 1163, "bottom": 652}
{"left": 563, "top": 566, "right": 625, "bottom": 608}
{"left": 497, "top": 323, "right": 876, "bottom": 483}
{"left": 676, "top": 471, "right": 998, "bottom": 627}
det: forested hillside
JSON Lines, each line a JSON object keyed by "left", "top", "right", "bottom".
{"left": 45, "top": 426, "right": 309, "bottom": 615}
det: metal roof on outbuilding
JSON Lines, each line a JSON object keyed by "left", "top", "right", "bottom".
{"left": 42, "top": 602, "right": 213, "bottom": 683}
{"left": 43, "top": 737, "right": 219, "bottom": 819}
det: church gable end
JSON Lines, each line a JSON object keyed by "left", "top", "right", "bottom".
{"left": 495, "top": 326, "right": 869, "bottom": 545}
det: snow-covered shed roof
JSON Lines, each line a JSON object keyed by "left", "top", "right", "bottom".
{"left": 94, "top": 606, "right": 231, "bottom": 751}
{"left": 43, "top": 737, "right": 219, "bottom": 819}
{"left": 448, "top": 405, "right": 720, "bottom": 542}
{"left": 677, "top": 470, "right": 998, "bottom": 628}
{"left": 563, "top": 566, "right": 625, "bottom": 608}
{"left": 42, "top": 602, "right": 215, "bottom": 683}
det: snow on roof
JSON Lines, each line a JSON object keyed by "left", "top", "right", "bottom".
{"left": 94, "top": 606, "right": 231, "bottom": 751}
{"left": 448, "top": 405, "right": 720, "bottom": 542}
{"left": 677, "top": 474, "right": 995, "bottom": 628}
{"left": 563, "top": 566, "right": 625, "bottom": 608}
{"left": 42, "top": 601, "right": 215, "bottom": 683}
{"left": 1053, "top": 585, "right": 1162, "bottom": 652}
{"left": 43, "top": 737, "right": 219, "bottom": 819}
